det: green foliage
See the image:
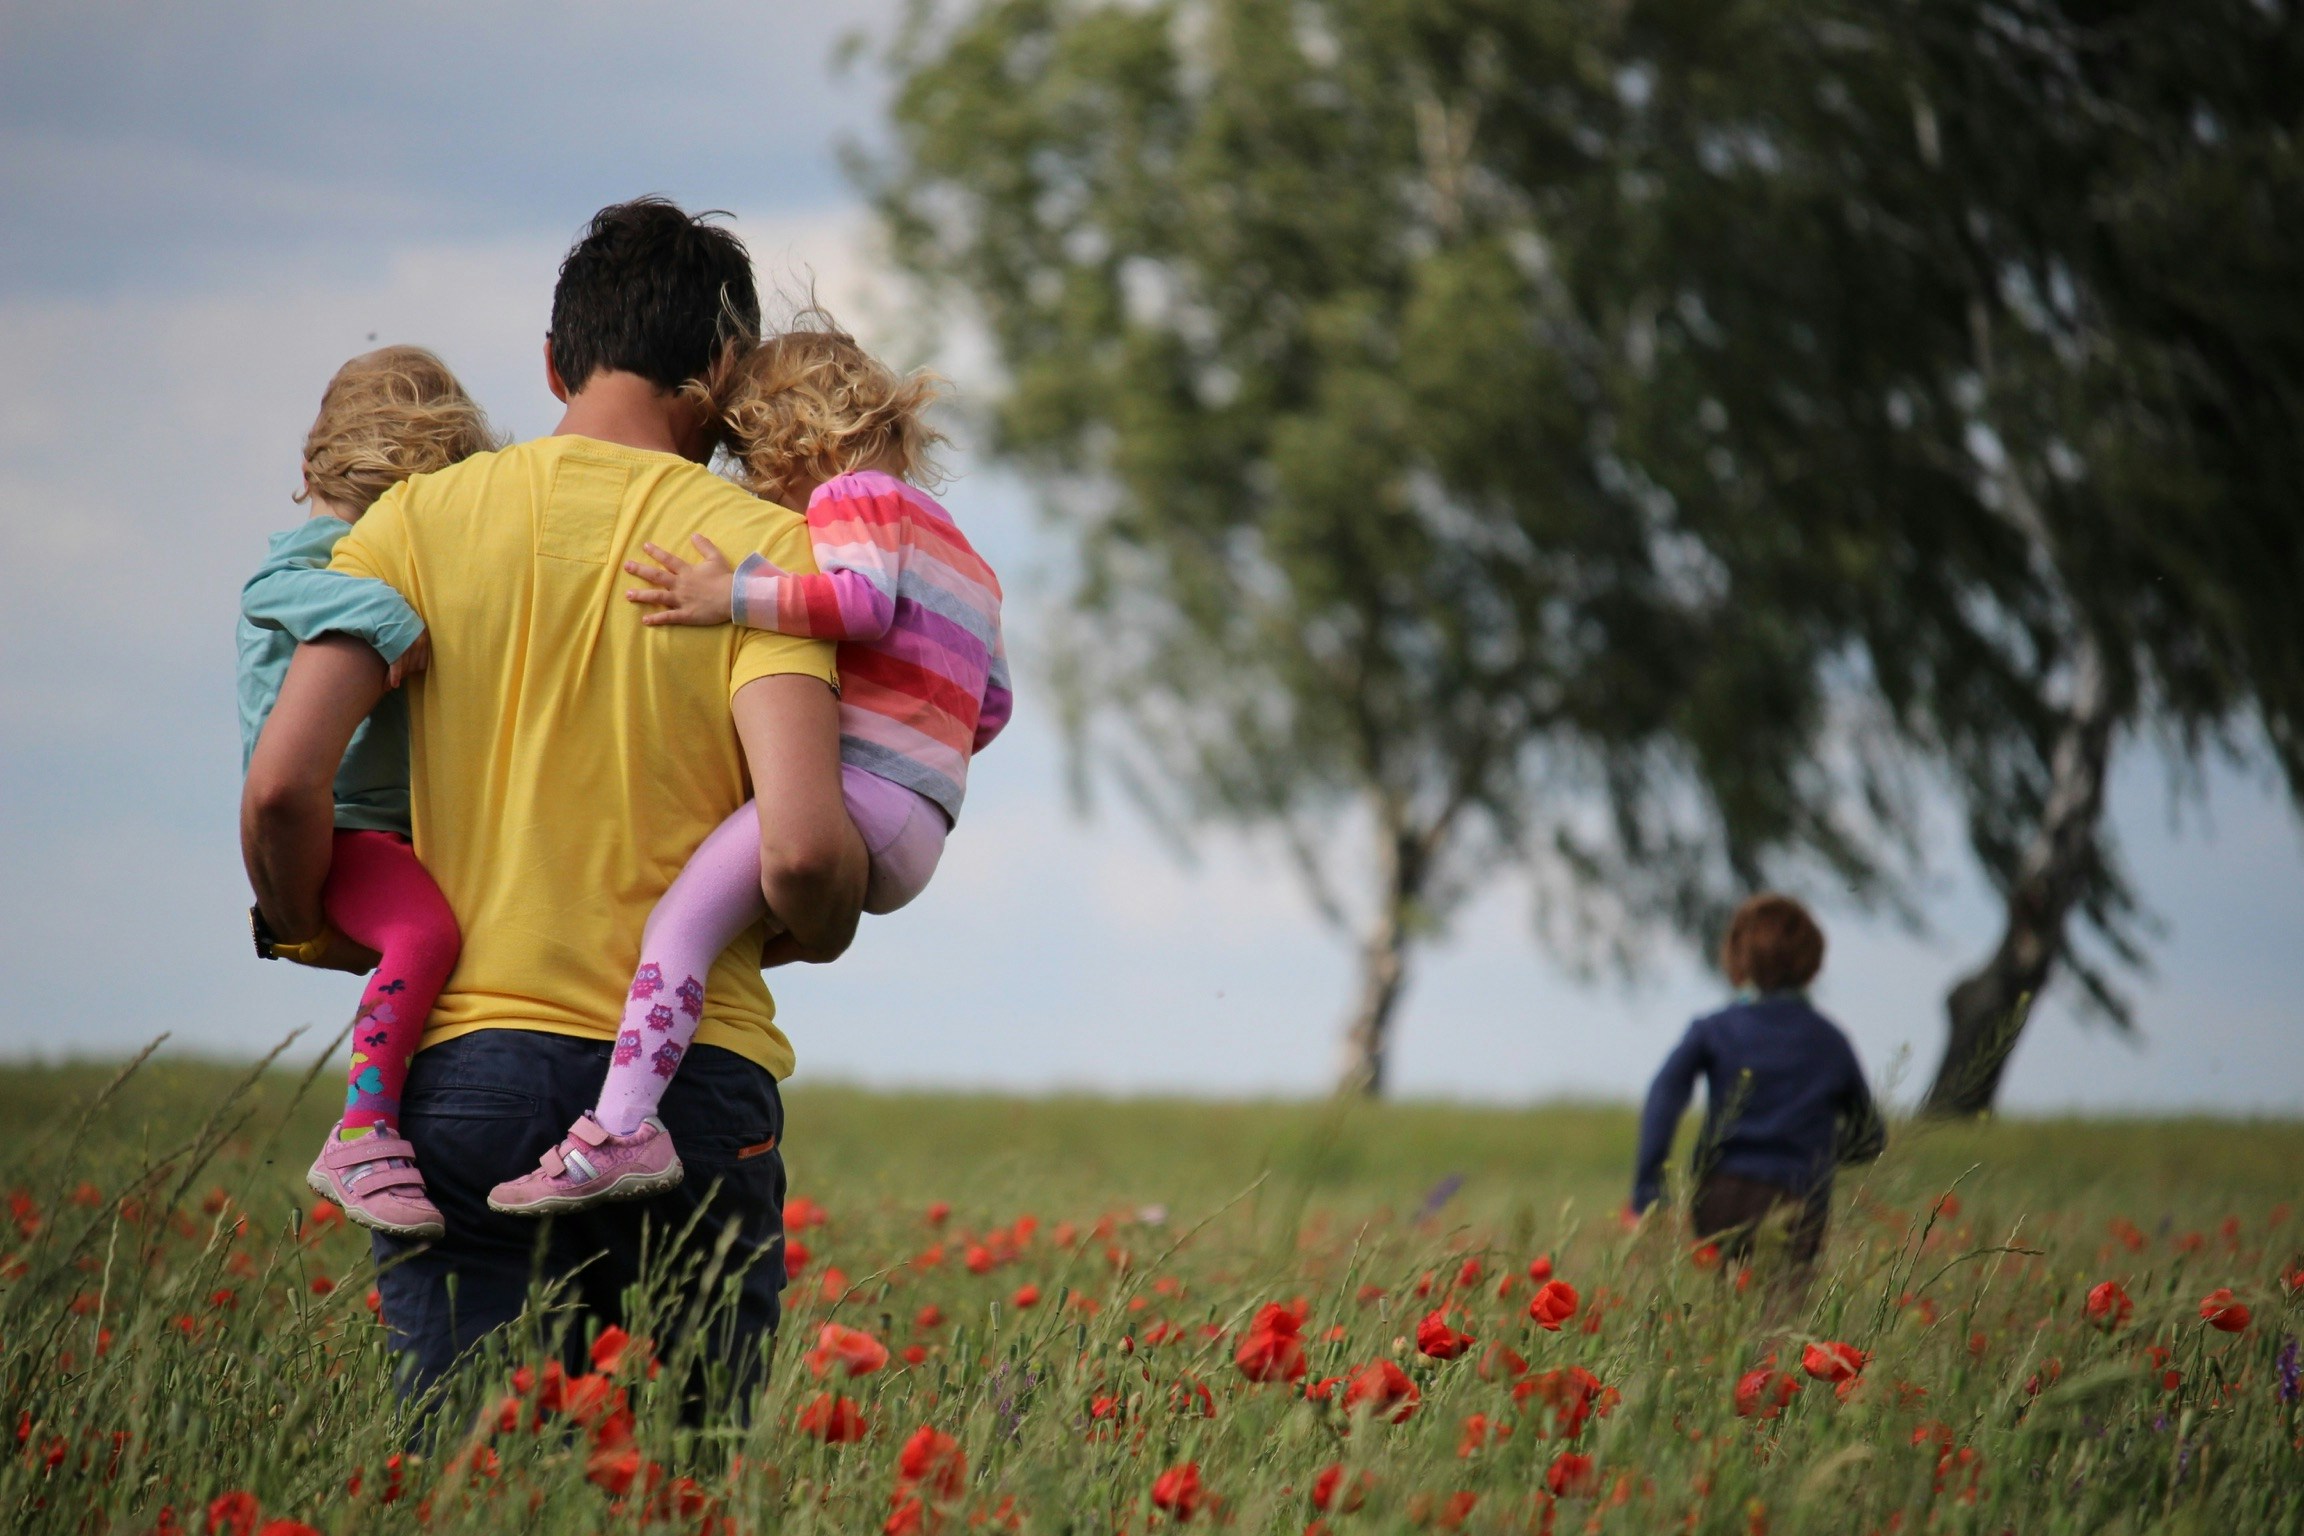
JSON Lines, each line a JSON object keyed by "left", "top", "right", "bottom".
{"left": 4, "top": 1057, "right": 2303, "bottom": 1533}
{"left": 863, "top": 0, "right": 2304, "bottom": 1059}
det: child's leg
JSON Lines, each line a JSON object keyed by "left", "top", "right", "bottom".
{"left": 844, "top": 766, "right": 951, "bottom": 915}
{"left": 593, "top": 802, "right": 768, "bottom": 1136}
{"left": 322, "top": 830, "right": 460, "bottom": 1138}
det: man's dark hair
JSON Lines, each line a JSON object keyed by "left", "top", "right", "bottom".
{"left": 549, "top": 197, "right": 760, "bottom": 395}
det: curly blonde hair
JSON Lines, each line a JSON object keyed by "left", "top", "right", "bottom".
{"left": 695, "top": 309, "right": 947, "bottom": 502}
{"left": 299, "top": 346, "right": 500, "bottom": 514}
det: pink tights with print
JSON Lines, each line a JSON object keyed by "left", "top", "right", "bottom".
{"left": 592, "top": 769, "right": 946, "bottom": 1136}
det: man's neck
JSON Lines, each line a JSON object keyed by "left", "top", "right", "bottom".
{"left": 552, "top": 370, "right": 708, "bottom": 461}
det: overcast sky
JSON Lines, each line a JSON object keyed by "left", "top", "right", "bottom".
{"left": 3, "top": 0, "right": 2299, "bottom": 1114}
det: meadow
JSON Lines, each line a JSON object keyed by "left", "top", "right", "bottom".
{"left": 2, "top": 1049, "right": 2299, "bottom": 1535}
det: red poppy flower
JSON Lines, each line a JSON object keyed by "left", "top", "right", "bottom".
{"left": 1151, "top": 1461, "right": 1204, "bottom": 1521}
{"left": 1546, "top": 1452, "right": 1598, "bottom": 1497}
{"left": 1477, "top": 1343, "right": 1529, "bottom": 1381}
{"left": 926, "top": 1201, "right": 951, "bottom": 1226}
{"left": 1438, "top": 1491, "right": 1478, "bottom": 1529}
{"left": 255, "top": 1522, "right": 321, "bottom": 1536}
{"left": 559, "top": 1371, "right": 626, "bottom": 1428}
{"left": 785, "top": 1238, "right": 812, "bottom": 1276}
{"left": 797, "top": 1392, "right": 869, "bottom": 1443}
{"left": 1733, "top": 1368, "right": 1802, "bottom": 1420}
{"left": 1800, "top": 1342, "right": 1868, "bottom": 1383}
{"left": 2084, "top": 1281, "right": 2133, "bottom": 1330}
{"left": 1516, "top": 1366, "right": 1618, "bottom": 1437}
{"left": 1341, "top": 1360, "right": 1421, "bottom": 1423}
{"left": 916, "top": 1304, "right": 945, "bottom": 1330}
{"left": 964, "top": 1245, "right": 994, "bottom": 1275}
{"left": 1457, "top": 1412, "right": 1499, "bottom": 1456}
{"left": 1415, "top": 1310, "right": 1474, "bottom": 1361}
{"left": 1528, "top": 1280, "right": 1579, "bottom": 1331}
{"left": 2198, "top": 1288, "right": 2251, "bottom": 1332}
{"left": 1311, "top": 1464, "right": 1372, "bottom": 1513}
{"left": 206, "top": 1492, "right": 260, "bottom": 1536}
{"left": 586, "top": 1439, "right": 642, "bottom": 1495}
{"left": 1010, "top": 1284, "right": 1041, "bottom": 1308}
{"left": 1453, "top": 1258, "right": 1483, "bottom": 1289}
{"left": 897, "top": 1425, "right": 967, "bottom": 1500}
{"left": 589, "top": 1325, "right": 635, "bottom": 1375}
{"left": 805, "top": 1324, "right": 891, "bottom": 1379}
{"left": 1235, "top": 1301, "right": 1310, "bottom": 1383}
{"left": 1527, "top": 1255, "right": 1554, "bottom": 1283}
{"left": 785, "top": 1195, "right": 827, "bottom": 1229}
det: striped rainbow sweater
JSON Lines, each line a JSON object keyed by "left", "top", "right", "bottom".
{"left": 731, "top": 470, "right": 1010, "bottom": 822}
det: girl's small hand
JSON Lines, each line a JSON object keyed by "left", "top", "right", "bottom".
{"left": 385, "top": 630, "right": 431, "bottom": 689}
{"left": 625, "top": 535, "right": 736, "bottom": 626}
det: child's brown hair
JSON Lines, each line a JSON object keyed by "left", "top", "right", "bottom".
{"left": 1720, "top": 893, "right": 1826, "bottom": 994}
{"left": 299, "top": 346, "right": 499, "bottom": 515}
{"left": 698, "top": 307, "right": 946, "bottom": 501}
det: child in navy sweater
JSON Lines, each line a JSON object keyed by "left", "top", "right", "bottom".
{"left": 1630, "top": 894, "right": 1884, "bottom": 1269}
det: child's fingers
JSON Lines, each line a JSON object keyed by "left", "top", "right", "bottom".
{"left": 623, "top": 560, "right": 674, "bottom": 589}
{"left": 640, "top": 541, "right": 687, "bottom": 573}
{"left": 625, "top": 586, "right": 677, "bottom": 606}
{"left": 689, "top": 533, "right": 729, "bottom": 567}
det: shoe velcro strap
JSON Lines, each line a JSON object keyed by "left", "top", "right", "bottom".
{"left": 340, "top": 1159, "right": 428, "bottom": 1196}
{"left": 571, "top": 1114, "right": 611, "bottom": 1148}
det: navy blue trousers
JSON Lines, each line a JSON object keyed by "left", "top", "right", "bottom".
{"left": 371, "top": 1030, "right": 787, "bottom": 1396}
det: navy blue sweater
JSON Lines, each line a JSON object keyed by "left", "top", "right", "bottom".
{"left": 1631, "top": 994, "right": 1884, "bottom": 1212}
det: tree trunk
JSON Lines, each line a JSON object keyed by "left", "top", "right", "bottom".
{"left": 1923, "top": 635, "right": 2116, "bottom": 1116}
{"left": 1335, "top": 824, "right": 1422, "bottom": 1098}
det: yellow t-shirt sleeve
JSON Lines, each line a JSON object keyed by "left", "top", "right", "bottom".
{"left": 728, "top": 503, "right": 837, "bottom": 699}
{"left": 327, "top": 482, "right": 417, "bottom": 611}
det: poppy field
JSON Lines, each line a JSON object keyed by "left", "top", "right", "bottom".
{"left": 3, "top": 1054, "right": 2301, "bottom": 1535}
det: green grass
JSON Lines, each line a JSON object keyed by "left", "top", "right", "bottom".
{"left": 4, "top": 1054, "right": 2300, "bottom": 1534}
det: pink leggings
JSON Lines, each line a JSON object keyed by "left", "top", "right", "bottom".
{"left": 591, "top": 767, "right": 945, "bottom": 1134}
{"left": 321, "top": 830, "right": 460, "bottom": 1133}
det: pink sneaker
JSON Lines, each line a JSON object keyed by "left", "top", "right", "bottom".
{"left": 487, "top": 1113, "right": 683, "bottom": 1216}
{"left": 306, "top": 1124, "right": 445, "bottom": 1240}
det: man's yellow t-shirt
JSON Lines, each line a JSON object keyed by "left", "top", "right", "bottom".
{"left": 330, "top": 435, "right": 835, "bottom": 1078}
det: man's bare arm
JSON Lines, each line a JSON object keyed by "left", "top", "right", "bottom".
{"left": 731, "top": 673, "right": 866, "bottom": 960}
{"left": 242, "top": 635, "right": 389, "bottom": 967}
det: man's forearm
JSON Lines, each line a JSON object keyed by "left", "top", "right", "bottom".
{"left": 242, "top": 635, "right": 391, "bottom": 941}
{"left": 761, "top": 833, "right": 867, "bottom": 958}
{"left": 730, "top": 672, "right": 868, "bottom": 961}
{"left": 242, "top": 778, "right": 338, "bottom": 941}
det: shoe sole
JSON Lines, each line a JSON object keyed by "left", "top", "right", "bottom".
{"left": 486, "top": 1159, "right": 686, "bottom": 1217}
{"left": 305, "top": 1168, "right": 445, "bottom": 1242}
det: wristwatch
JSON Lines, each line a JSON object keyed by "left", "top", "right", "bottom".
{"left": 250, "top": 905, "right": 339, "bottom": 966}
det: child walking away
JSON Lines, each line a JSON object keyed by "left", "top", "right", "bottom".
{"left": 1629, "top": 894, "right": 1885, "bottom": 1273}
{"left": 239, "top": 347, "right": 498, "bottom": 1238}
{"left": 488, "top": 314, "right": 1010, "bottom": 1215}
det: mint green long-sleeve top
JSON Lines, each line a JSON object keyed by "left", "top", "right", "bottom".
{"left": 236, "top": 513, "right": 426, "bottom": 836}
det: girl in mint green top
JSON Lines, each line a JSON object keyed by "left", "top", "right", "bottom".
{"left": 237, "top": 345, "right": 497, "bottom": 1242}
{"left": 237, "top": 512, "right": 428, "bottom": 835}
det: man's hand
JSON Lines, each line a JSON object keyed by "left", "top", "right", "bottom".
{"left": 243, "top": 636, "right": 389, "bottom": 946}
{"left": 732, "top": 674, "right": 866, "bottom": 959}
{"left": 625, "top": 535, "right": 740, "bottom": 626}
{"left": 384, "top": 629, "right": 431, "bottom": 690}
